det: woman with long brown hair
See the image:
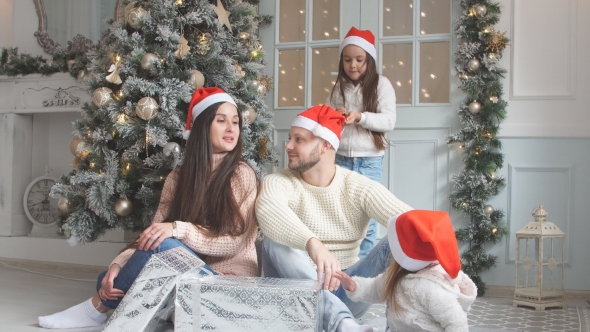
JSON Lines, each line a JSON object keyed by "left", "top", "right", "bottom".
{"left": 38, "top": 87, "right": 258, "bottom": 329}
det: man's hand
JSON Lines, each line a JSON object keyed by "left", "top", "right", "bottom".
{"left": 333, "top": 271, "right": 357, "bottom": 292}
{"left": 306, "top": 238, "right": 341, "bottom": 291}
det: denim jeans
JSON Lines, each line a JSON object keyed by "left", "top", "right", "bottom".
{"left": 262, "top": 235, "right": 391, "bottom": 332}
{"left": 335, "top": 154, "right": 384, "bottom": 259}
{"left": 96, "top": 238, "right": 215, "bottom": 309}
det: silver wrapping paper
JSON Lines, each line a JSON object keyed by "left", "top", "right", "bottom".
{"left": 103, "top": 246, "right": 211, "bottom": 332}
{"left": 175, "top": 275, "right": 324, "bottom": 331}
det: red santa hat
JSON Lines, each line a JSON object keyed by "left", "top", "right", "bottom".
{"left": 387, "top": 210, "right": 461, "bottom": 281}
{"left": 291, "top": 104, "right": 345, "bottom": 150}
{"left": 339, "top": 26, "right": 377, "bottom": 60}
{"left": 183, "top": 87, "right": 237, "bottom": 139}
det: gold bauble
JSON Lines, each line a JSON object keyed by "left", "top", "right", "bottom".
{"left": 188, "top": 70, "right": 205, "bottom": 90}
{"left": 234, "top": 63, "right": 245, "bottom": 77}
{"left": 140, "top": 53, "right": 159, "bottom": 70}
{"left": 92, "top": 87, "right": 113, "bottom": 107}
{"left": 474, "top": 4, "right": 487, "bottom": 18}
{"left": 57, "top": 197, "right": 75, "bottom": 213}
{"left": 127, "top": 7, "right": 147, "bottom": 29}
{"left": 69, "top": 137, "right": 90, "bottom": 158}
{"left": 114, "top": 198, "right": 133, "bottom": 217}
{"left": 67, "top": 59, "right": 75, "bottom": 70}
{"left": 77, "top": 69, "right": 87, "bottom": 80}
{"left": 468, "top": 101, "right": 481, "bottom": 114}
{"left": 135, "top": 97, "right": 159, "bottom": 120}
{"left": 467, "top": 58, "right": 481, "bottom": 72}
{"left": 46, "top": 58, "right": 54, "bottom": 66}
{"left": 483, "top": 204, "right": 494, "bottom": 215}
{"left": 243, "top": 107, "right": 256, "bottom": 123}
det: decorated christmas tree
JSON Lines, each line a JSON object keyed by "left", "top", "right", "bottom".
{"left": 446, "top": 0, "right": 510, "bottom": 295}
{"left": 50, "top": 0, "right": 275, "bottom": 243}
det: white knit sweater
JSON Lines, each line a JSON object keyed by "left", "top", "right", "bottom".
{"left": 326, "top": 75, "right": 397, "bottom": 157}
{"left": 256, "top": 166, "right": 412, "bottom": 269}
{"left": 347, "top": 264, "right": 477, "bottom": 332}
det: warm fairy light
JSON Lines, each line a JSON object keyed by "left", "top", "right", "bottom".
{"left": 89, "top": 162, "right": 95, "bottom": 168}
{"left": 160, "top": 176, "right": 165, "bottom": 180}
{"left": 125, "top": 163, "right": 131, "bottom": 171}
{"left": 115, "top": 55, "right": 122, "bottom": 62}
{"left": 175, "top": 0, "right": 183, "bottom": 5}
{"left": 461, "top": 202, "right": 468, "bottom": 208}
{"left": 490, "top": 172, "right": 496, "bottom": 178}
{"left": 492, "top": 228, "right": 498, "bottom": 234}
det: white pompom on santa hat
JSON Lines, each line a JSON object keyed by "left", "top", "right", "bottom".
{"left": 339, "top": 26, "right": 377, "bottom": 60}
{"left": 387, "top": 210, "right": 462, "bottom": 282}
{"left": 290, "top": 104, "right": 345, "bottom": 150}
{"left": 183, "top": 87, "right": 237, "bottom": 140}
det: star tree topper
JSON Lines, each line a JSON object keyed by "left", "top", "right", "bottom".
{"left": 214, "top": 0, "right": 232, "bottom": 32}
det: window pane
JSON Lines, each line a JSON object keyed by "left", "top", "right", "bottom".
{"left": 279, "top": 0, "right": 306, "bottom": 42}
{"left": 420, "top": 0, "right": 450, "bottom": 35}
{"left": 278, "top": 49, "right": 305, "bottom": 107}
{"left": 312, "top": 0, "right": 340, "bottom": 41}
{"left": 311, "top": 47, "right": 340, "bottom": 106}
{"left": 383, "top": 0, "right": 413, "bottom": 37}
{"left": 419, "top": 41, "right": 450, "bottom": 103}
{"left": 382, "top": 43, "right": 413, "bottom": 104}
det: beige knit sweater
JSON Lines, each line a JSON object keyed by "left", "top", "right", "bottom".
{"left": 110, "top": 153, "right": 259, "bottom": 277}
{"left": 256, "top": 166, "right": 412, "bottom": 269}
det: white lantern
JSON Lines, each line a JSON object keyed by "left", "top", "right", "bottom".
{"left": 513, "top": 205, "right": 566, "bottom": 310}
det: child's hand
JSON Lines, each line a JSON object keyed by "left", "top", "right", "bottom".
{"left": 344, "top": 111, "right": 361, "bottom": 125}
{"left": 333, "top": 271, "right": 357, "bottom": 292}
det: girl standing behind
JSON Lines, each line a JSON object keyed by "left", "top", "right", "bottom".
{"left": 333, "top": 210, "right": 477, "bottom": 332}
{"left": 327, "top": 26, "right": 397, "bottom": 259}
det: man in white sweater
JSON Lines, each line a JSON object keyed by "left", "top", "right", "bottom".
{"left": 256, "top": 104, "right": 413, "bottom": 332}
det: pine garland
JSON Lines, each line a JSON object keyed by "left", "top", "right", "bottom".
{"left": 447, "top": 0, "right": 510, "bottom": 296}
{"left": 48, "top": 0, "right": 276, "bottom": 243}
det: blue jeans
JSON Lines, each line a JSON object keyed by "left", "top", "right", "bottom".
{"left": 96, "top": 238, "right": 215, "bottom": 309}
{"left": 335, "top": 154, "right": 384, "bottom": 259}
{"left": 262, "top": 236, "right": 391, "bottom": 332}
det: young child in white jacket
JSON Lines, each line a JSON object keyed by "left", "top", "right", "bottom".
{"left": 334, "top": 210, "right": 477, "bottom": 332}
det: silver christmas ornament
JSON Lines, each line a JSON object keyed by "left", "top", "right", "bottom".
{"left": 483, "top": 204, "right": 494, "bottom": 215}
{"left": 93, "top": 87, "right": 113, "bottom": 107}
{"left": 468, "top": 101, "right": 481, "bottom": 114}
{"left": 163, "top": 142, "right": 181, "bottom": 157}
{"left": 467, "top": 58, "right": 481, "bottom": 72}
{"left": 140, "top": 53, "right": 159, "bottom": 70}
{"left": 188, "top": 70, "right": 205, "bottom": 89}
{"left": 242, "top": 108, "right": 256, "bottom": 123}
{"left": 57, "top": 197, "right": 75, "bottom": 213}
{"left": 127, "top": 7, "right": 147, "bottom": 29}
{"left": 474, "top": 4, "right": 488, "bottom": 18}
{"left": 135, "top": 97, "right": 159, "bottom": 120}
{"left": 115, "top": 198, "right": 133, "bottom": 217}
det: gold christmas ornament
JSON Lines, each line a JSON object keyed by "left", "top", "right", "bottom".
{"left": 135, "top": 97, "right": 159, "bottom": 120}
{"left": 467, "top": 58, "right": 481, "bottom": 72}
{"left": 46, "top": 58, "right": 54, "bottom": 66}
{"left": 57, "top": 197, "right": 75, "bottom": 213}
{"left": 77, "top": 69, "right": 87, "bottom": 80}
{"left": 214, "top": 0, "right": 232, "bottom": 32}
{"left": 486, "top": 30, "right": 509, "bottom": 54}
{"left": 114, "top": 198, "right": 133, "bottom": 217}
{"left": 237, "top": 32, "right": 250, "bottom": 39}
{"left": 123, "top": 2, "right": 135, "bottom": 25}
{"left": 484, "top": 204, "right": 494, "bottom": 215}
{"left": 67, "top": 59, "right": 75, "bottom": 70}
{"left": 188, "top": 70, "right": 205, "bottom": 89}
{"left": 92, "top": 87, "right": 113, "bottom": 107}
{"left": 243, "top": 107, "right": 256, "bottom": 123}
{"left": 175, "top": 36, "right": 190, "bottom": 59}
{"left": 69, "top": 137, "right": 90, "bottom": 159}
{"left": 140, "top": 53, "right": 159, "bottom": 70}
{"left": 468, "top": 100, "right": 481, "bottom": 114}
{"left": 234, "top": 63, "right": 245, "bottom": 77}
{"left": 106, "top": 58, "right": 122, "bottom": 85}
{"left": 474, "top": 4, "right": 487, "bottom": 18}
{"left": 127, "top": 7, "right": 147, "bottom": 29}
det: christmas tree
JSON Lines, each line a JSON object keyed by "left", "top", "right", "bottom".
{"left": 446, "top": 0, "right": 510, "bottom": 296}
{"left": 50, "top": 0, "right": 275, "bottom": 243}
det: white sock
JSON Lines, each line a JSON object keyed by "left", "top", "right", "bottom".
{"left": 38, "top": 298, "right": 108, "bottom": 329}
{"left": 336, "top": 317, "right": 374, "bottom": 332}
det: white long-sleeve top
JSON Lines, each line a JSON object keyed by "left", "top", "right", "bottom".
{"left": 326, "top": 75, "right": 397, "bottom": 157}
{"left": 346, "top": 264, "right": 477, "bottom": 332}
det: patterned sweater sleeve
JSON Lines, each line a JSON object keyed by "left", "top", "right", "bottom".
{"left": 346, "top": 273, "right": 387, "bottom": 304}
{"left": 256, "top": 172, "right": 316, "bottom": 250}
{"left": 357, "top": 76, "right": 397, "bottom": 133}
{"left": 175, "top": 163, "right": 258, "bottom": 257}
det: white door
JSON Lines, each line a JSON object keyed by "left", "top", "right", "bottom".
{"left": 259, "top": 0, "right": 459, "bottom": 213}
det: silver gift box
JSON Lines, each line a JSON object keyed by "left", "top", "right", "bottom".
{"left": 175, "top": 275, "right": 324, "bottom": 331}
{"left": 103, "top": 246, "right": 211, "bottom": 332}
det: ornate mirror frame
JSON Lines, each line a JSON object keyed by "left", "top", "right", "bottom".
{"left": 33, "top": 0, "right": 123, "bottom": 54}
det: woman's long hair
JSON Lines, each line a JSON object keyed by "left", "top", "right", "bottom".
{"left": 383, "top": 259, "right": 414, "bottom": 313}
{"left": 329, "top": 53, "right": 387, "bottom": 150}
{"left": 164, "top": 102, "right": 251, "bottom": 237}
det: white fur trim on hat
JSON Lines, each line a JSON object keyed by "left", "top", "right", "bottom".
{"left": 340, "top": 36, "right": 377, "bottom": 60}
{"left": 191, "top": 93, "right": 237, "bottom": 124}
{"left": 387, "top": 214, "right": 436, "bottom": 272}
{"left": 291, "top": 115, "right": 340, "bottom": 150}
